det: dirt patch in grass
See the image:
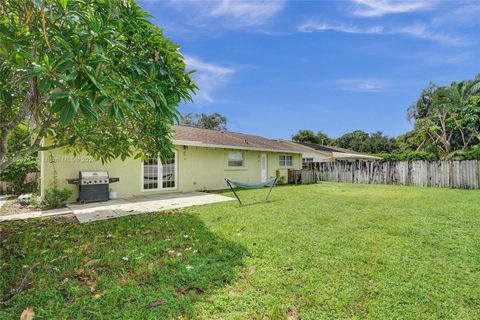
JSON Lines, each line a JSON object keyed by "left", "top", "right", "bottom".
{"left": 0, "top": 198, "right": 39, "bottom": 216}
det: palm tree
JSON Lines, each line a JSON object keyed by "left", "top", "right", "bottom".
{"left": 438, "top": 76, "right": 480, "bottom": 149}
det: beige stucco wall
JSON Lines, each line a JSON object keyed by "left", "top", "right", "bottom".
{"left": 40, "top": 145, "right": 301, "bottom": 202}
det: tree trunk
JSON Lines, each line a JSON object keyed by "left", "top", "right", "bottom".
{"left": 0, "top": 76, "right": 41, "bottom": 171}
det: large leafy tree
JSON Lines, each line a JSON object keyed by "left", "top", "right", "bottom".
{"left": 408, "top": 76, "right": 480, "bottom": 156}
{"left": 368, "top": 131, "right": 398, "bottom": 153}
{"left": 395, "top": 130, "right": 424, "bottom": 152}
{"left": 315, "top": 131, "right": 332, "bottom": 145}
{"left": 438, "top": 79, "right": 480, "bottom": 149}
{"left": 292, "top": 130, "right": 320, "bottom": 144}
{"left": 291, "top": 130, "right": 332, "bottom": 145}
{"left": 0, "top": 0, "right": 196, "bottom": 171}
{"left": 181, "top": 112, "right": 227, "bottom": 131}
{"left": 335, "top": 130, "right": 370, "bottom": 152}
{"left": 335, "top": 130, "right": 397, "bottom": 153}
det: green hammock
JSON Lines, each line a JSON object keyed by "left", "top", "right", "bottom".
{"left": 225, "top": 177, "right": 278, "bottom": 205}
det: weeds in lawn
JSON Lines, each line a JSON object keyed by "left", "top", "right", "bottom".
{"left": 0, "top": 213, "right": 246, "bottom": 319}
{"left": 1, "top": 183, "right": 480, "bottom": 319}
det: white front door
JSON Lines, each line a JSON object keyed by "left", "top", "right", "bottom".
{"left": 261, "top": 153, "right": 267, "bottom": 182}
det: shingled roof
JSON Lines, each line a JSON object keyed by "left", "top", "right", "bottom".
{"left": 172, "top": 125, "right": 303, "bottom": 153}
{"left": 292, "top": 141, "right": 361, "bottom": 154}
{"left": 288, "top": 141, "right": 381, "bottom": 160}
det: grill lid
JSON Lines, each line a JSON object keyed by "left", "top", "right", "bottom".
{"left": 67, "top": 171, "right": 119, "bottom": 186}
{"left": 80, "top": 171, "right": 109, "bottom": 179}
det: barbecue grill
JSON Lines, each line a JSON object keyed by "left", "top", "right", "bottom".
{"left": 67, "top": 171, "right": 119, "bottom": 203}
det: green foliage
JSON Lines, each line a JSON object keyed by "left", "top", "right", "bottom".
{"left": 445, "top": 145, "right": 480, "bottom": 160}
{"left": 291, "top": 130, "right": 332, "bottom": 145}
{"left": 335, "top": 130, "right": 398, "bottom": 153}
{"left": 41, "top": 170, "right": 72, "bottom": 209}
{"left": 0, "top": 124, "right": 38, "bottom": 194}
{"left": 0, "top": 156, "right": 38, "bottom": 194}
{"left": 5, "top": 123, "right": 31, "bottom": 155}
{"left": 395, "top": 130, "right": 423, "bottom": 152}
{"left": 408, "top": 76, "right": 480, "bottom": 156}
{"left": 465, "top": 145, "right": 480, "bottom": 160}
{"left": 316, "top": 131, "right": 332, "bottom": 145}
{"left": 0, "top": 0, "right": 196, "bottom": 170}
{"left": 373, "top": 150, "right": 437, "bottom": 162}
{"left": 181, "top": 112, "right": 227, "bottom": 131}
{"left": 292, "top": 130, "right": 319, "bottom": 143}
{"left": 27, "top": 193, "right": 42, "bottom": 208}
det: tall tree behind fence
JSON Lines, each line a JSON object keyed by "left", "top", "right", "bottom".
{"left": 308, "top": 160, "right": 480, "bottom": 189}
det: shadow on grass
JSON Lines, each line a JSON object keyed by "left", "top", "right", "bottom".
{"left": 0, "top": 211, "right": 247, "bottom": 319}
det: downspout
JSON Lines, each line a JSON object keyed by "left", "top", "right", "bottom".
{"left": 39, "top": 138, "right": 45, "bottom": 199}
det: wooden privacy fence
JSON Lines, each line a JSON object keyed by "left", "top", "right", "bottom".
{"left": 288, "top": 169, "right": 318, "bottom": 185}
{"left": 304, "top": 160, "right": 480, "bottom": 189}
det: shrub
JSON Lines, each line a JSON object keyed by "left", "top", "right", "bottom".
{"left": 27, "top": 194, "right": 42, "bottom": 209}
{"left": 373, "top": 150, "right": 437, "bottom": 162}
{"left": 41, "top": 171, "right": 72, "bottom": 209}
{"left": 0, "top": 157, "right": 39, "bottom": 194}
{"left": 445, "top": 146, "right": 480, "bottom": 160}
{"left": 466, "top": 145, "right": 480, "bottom": 160}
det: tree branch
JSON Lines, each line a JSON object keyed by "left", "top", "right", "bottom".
{"left": 38, "top": 142, "right": 70, "bottom": 152}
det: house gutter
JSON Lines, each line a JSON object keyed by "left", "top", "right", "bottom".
{"left": 172, "top": 139, "right": 303, "bottom": 155}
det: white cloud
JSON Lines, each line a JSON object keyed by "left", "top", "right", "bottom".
{"left": 350, "top": 0, "right": 435, "bottom": 17}
{"left": 331, "top": 79, "right": 385, "bottom": 92}
{"left": 431, "top": 2, "right": 480, "bottom": 28}
{"left": 162, "top": 0, "right": 286, "bottom": 30}
{"left": 297, "top": 20, "right": 464, "bottom": 45}
{"left": 394, "top": 23, "right": 464, "bottom": 45}
{"left": 184, "top": 55, "right": 235, "bottom": 104}
{"left": 298, "top": 21, "right": 383, "bottom": 34}
{"left": 210, "top": 0, "right": 286, "bottom": 27}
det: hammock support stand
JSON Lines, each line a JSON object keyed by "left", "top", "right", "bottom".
{"left": 225, "top": 177, "right": 278, "bottom": 205}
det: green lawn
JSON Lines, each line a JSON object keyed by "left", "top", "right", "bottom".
{"left": 1, "top": 183, "right": 480, "bottom": 319}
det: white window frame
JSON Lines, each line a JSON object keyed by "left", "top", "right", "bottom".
{"left": 279, "top": 154, "right": 293, "bottom": 167}
{"left": 141, "top": 150, "right": 178, "bottom": 192}
{"left": 228, "top": 151, "right": 245, "bottom": 167}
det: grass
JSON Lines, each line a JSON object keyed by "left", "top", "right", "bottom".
{"left": 1, "top": 182, "right": 480, "bottom": 319}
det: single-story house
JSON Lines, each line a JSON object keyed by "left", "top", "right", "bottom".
{"left": 281, "top": 141, "right": 381, "bottom": 167}
{"left": 39, "top": 125, "right": 303, "bottom": 202}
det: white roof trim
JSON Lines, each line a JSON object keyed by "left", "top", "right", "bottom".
{"left": 172, "top": 139, "right": 303, "bottom": 154}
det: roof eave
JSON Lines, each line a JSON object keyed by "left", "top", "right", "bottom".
{"left": 172, "top": 139, "right": 303, "bottom": 154}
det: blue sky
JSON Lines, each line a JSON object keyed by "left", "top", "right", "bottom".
{"left": 138, "top": 0, "right": 480, "bottom": 139}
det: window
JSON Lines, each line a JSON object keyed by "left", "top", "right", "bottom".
{"left": 302, "top": 158, "right": 314, "bottom": 168}
{"left": 142, "top": 152, "right": 177, "bottom": 191}
{"left": 279, "top": 155, "right": 293, "bottom": 167}
{"left": 228, "top": 151, "right": 244, "bottom": 167}
{"left": 162, "top": 154, "right": 176, "bottom": 189}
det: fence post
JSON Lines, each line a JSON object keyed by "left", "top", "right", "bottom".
{"left": 305, "top": 160, "right": 479, "bottom": 189}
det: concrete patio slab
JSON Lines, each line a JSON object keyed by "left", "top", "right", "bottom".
{"left": 0, "top": 192, "right": 234, "bottom": 223}
{"left": 69, "top": 192, "right": 234, "bottom": 224}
